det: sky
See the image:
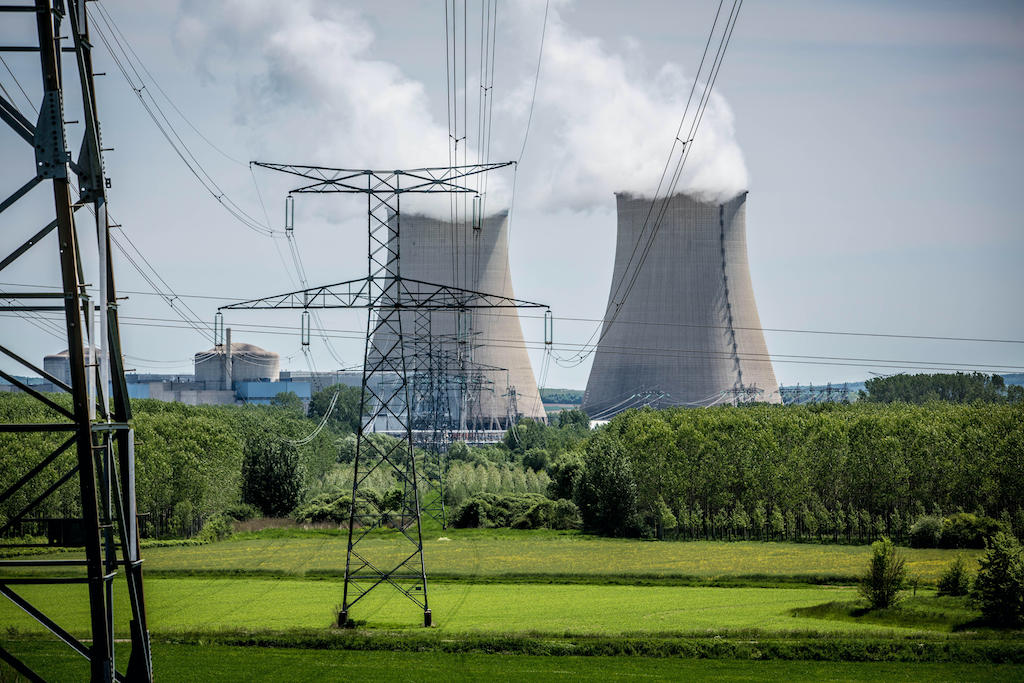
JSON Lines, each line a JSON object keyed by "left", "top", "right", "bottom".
{"left": 0, "top": 0, "right": 1022, "bottom": 391}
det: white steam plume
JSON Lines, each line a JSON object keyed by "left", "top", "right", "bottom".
{"left": 173, "top": 0, "right": 747, "bottom": 217}
{"left": 509, "top": 1, "right": 748, "bottom": 207}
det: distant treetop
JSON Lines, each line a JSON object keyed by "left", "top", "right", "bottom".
{"left": 860, "top": 372, "right": 1022, "bottom": 404}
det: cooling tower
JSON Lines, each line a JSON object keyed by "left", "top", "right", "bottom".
{"left": 582, "top": 191, "right": 780, "bottom": 417}
{"left": 372, "top": 210, "right": 546, "bottom": 429}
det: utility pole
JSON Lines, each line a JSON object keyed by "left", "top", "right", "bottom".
{"left": 223, "top": 162, "right": 546, "bottom": 627}
{"left": 0, "top": 2, "right": 151, "bottom": 680}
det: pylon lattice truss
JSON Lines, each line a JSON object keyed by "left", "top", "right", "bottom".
{"left": 223, "top": 162, "right": 546, "bottom": 627}
{"left": 0, "top": 1, "right": 152, "bottom": 680}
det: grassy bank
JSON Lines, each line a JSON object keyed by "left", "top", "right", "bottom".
{"left": 5, "top": 641, "right": 1024, "bottom": 682}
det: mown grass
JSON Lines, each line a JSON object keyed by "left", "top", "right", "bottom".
{"left": 791, "top": 595, "right": 988, "bottom": 633}
{"left": 3, "top": 531, "right": 981, "bottom": 583}
{"left": 5, "top": 641, "right": 1024, "bottom": 683}
{"left": 1, "top": 578, "right": 898, "bottom": 636}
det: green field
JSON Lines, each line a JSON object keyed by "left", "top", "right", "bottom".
{"left": 2, "top": 578, "right": 900, "bottom": 636}
{"left": 1, "top": 532, "right": 1019, "bottom": 681}
{"left": 5, "top": 642, "right": 1023, "bottom": 683}
{"left": 7, "top": 531, "right": 981, "bottom": 582}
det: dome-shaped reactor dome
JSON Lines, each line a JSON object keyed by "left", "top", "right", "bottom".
{"left": 194, "top": 340, "right": 279, "bottom": 389}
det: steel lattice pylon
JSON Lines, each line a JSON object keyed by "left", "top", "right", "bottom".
{"left": 224, "top": 162, "right": 545, "bottom": 627}
{"left": 0, "top": 1, "right": 152, "bottom": 680}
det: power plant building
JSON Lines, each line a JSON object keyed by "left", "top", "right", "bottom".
{"left": 194, "top": 335, "right": 280, "bottom": 390}
{"left": 372, "top": 210, "right": 546, "bottom": 430}
{"left": 582, "top": 191, "right": 780, "bottom": 418}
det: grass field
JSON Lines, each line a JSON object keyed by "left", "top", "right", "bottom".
{"left": 1, "top": 530, "right": 1017, "bottom": 681}
{"left": 5, "top": 531, "right": 981, "bottom": 583}
{"left": 5, "top": 642, "right": 1024, "bottom": 682}
{"left": 2, "top": 578, "right": 900, "bottom": 636}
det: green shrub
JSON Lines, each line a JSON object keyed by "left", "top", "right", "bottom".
{"left": 451, "top": 493, "right": 549, "bottom": 529}
{"left": 859, "top": 537, "right": 906, "bottom": 609}
{"left": 909, "top": 515, "right": 943, "bottom": 548}
{"left": 172, "top": 500, "right": 195, "bottom": 538}
{"left": 241, "top": 435, "right": 301, "bottom": 517}
{"left": 512, "top": 500, "right": 555, "bottom": 530}
{"left": 522, "top": 448, "right": 550, "bottom": 473}
{"left": 294, "top": 494, "right": 352, "bottom": 524}
{"left": 550, "top": 499, "right": 582, "bottom": 530}
{"left": 223, "top": 502, "right": 260, "bottom": 522}
{"left": 196, "top": 513, "right": 232, "bottom": 543}
{"left": 937, "top": 555, "right": 972, "bottom": 596}
{"left": 940, "top": 512, "right": 1003, "bottom": 549}
{"left": 972, "top": 531, "right": 1024, "bottom": 626}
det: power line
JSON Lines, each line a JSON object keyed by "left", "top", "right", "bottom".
{"left": 5, "top": 312, "right": 1022, "bottom": 376}
{"left": 556, "top": 0, "right": 743, "bottom": 367}
{"left": 515, "top": 0, "right": 549, "bottom": 165}
{"left": 5, "top": 281, "right": 1023, "bottom": 347}
{"left": 88, "top": 4, "right": 278, "bottom": 238}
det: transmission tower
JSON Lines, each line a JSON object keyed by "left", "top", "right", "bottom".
{"left": 0, "top": 2, "right": 152, "bottom": 680}
{"left": 223, "top": 162, "right": 545, "bottom": 627}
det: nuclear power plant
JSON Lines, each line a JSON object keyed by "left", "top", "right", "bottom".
{"left": 371, "top": 210, "right": 547, "bottom": 431}
{"left": 194, "top": 330, "right": 280, "bottom": 390}
{"left": 582, "top": 191, "right": 780, "bottom": 418}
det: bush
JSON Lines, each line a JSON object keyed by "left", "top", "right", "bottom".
{"left": 546, "top": 451, "right": 584, "bottom": 501}
{"left": 241, "top": 435, "right": 301, "bottom": 517}
{"left": 294, "top": 493, "right": 352, "bottom": 524}
{"left": 937, "top": 555, "right": 972, "bottom": 596}
{"left": 512, "top": 500, "right": 555, "bottom": 530}
{"left": 522, "top": 448, "right": 550, "bottom": 473}
{"left": 451, "top": 493, "right": 549, "bottom": 529}
{"left": 940, "top": 513, "right": 1003, "bottom": 549}
{"left": 550, "top": 499, "right": 582, "bottom": 530}
{"left": 909, "top": 515, "right": 943, "bottom": 548}
{"left": 196, "top": 513, "right": 232, "bottom": 543}
{"left": 223, "top": 502, "right": 260, "bottom": 522}
{"left": 859, "top": 537, "right": 906, "bottom": 609}
{"left": 172, "top": 500, "right": 195, "bottom": 538}
{"left": 972, "top": 531, "right": 1024, "bottom": 626}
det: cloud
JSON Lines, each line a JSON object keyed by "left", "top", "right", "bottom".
{"left": 511, "top": 2, "right": 748, "bottom": 207}
{"left": 174, "top": 0, "right": 747, "bottom": 218}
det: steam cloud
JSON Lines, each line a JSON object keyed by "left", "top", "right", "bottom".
{"left": 174, "top": 0, "right": 748, "bottom": 217}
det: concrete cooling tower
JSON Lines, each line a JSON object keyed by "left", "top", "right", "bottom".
{"left": 582, "top": 191, "right": 780, "bottom": 418}
{"left": 372, "top": 210, "right": 546, "bottom": 430}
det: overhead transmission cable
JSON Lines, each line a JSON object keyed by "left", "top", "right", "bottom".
{"left": 0, "top": 65, "right": 215, "bottom": 347}
{"left": 551, "top": 0, "right": 742, "bottom": 368}
{"left": 7, "top": 281, "right": 1024, "bottom": 348}
{"left": 95, "top": 1, "right": 352, "bottom": 368}
{"left": 88, "top": 4, "right": 278, "bottom": 237}
{"left": 11, "top": 311, "right": 1023, "bottom": 376}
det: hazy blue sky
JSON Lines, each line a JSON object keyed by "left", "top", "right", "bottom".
{"left": 0, "top": 0, "right": 1021, "bottom": 390}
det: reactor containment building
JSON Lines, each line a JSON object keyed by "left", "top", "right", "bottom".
{"left": 582, "top": 191, "right": 780, "bottom": 418}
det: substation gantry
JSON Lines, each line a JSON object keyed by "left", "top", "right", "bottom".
{"left": 0, "top": 1, "right": 152, "bottom": 681}
{"left": 222, "top": 162, "right": 546, "bottom": 627}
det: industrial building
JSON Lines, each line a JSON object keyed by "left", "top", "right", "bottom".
{"left": 371, "top": 210, "right": 546, "bottom": 432}
{"left": 194, "top": 331, "right": 281, "bottom": 390}
{"left": 43, "top": 348, "right": 105, "bottom": 386}
{"left": 582, "top": 191, "right": 780, "bottom": 418}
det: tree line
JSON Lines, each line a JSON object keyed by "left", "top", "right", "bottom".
{"left": 554, "top": 402, "right": 1023, "bottom": 542}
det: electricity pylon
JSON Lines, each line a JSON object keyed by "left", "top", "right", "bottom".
{"left": 223, "top": 162, "right": 546, "bottom": 627}
{"left": 0, "top": 1, "right": 151, "bottom": 680}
